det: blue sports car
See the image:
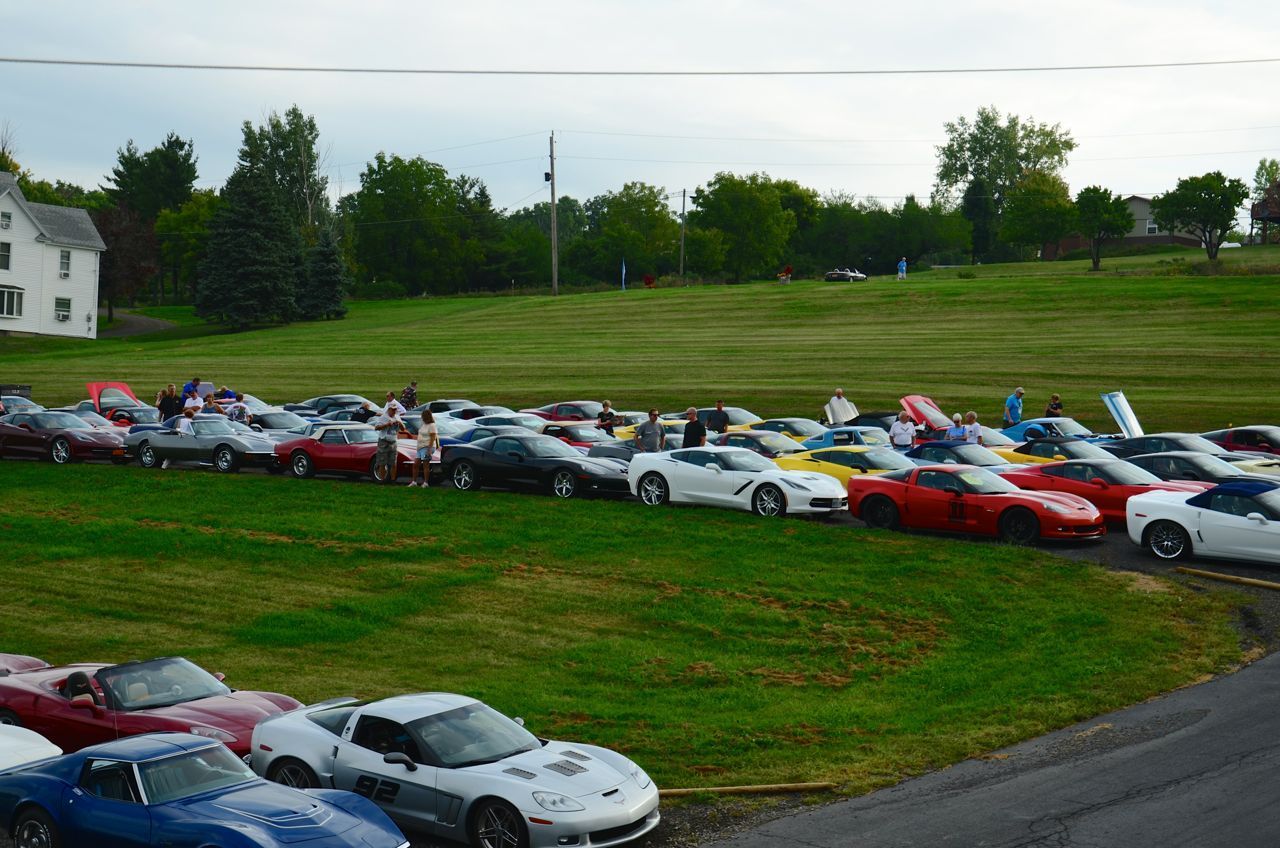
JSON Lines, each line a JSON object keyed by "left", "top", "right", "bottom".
{"left": 0, "top": 733, "right": 409, "bottom": 848}
{"left": 800, "top": 425, "right": 891, "bottom": 450}
{"left": 1001, "top": 417, "right": 1117, "bottom": 443}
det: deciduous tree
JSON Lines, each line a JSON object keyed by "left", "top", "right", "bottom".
{"left": 1074, "top": 186, "right": 1134, "bottom": 271}
{"left": 1001, "top": 172, "right": 1075, "bottom": 256}
{"left": 690, "top": 172, "right": 795, "bottom": 282}
{"left": 156, "top": 190, "right": 222, "bottom": 301}
{"left": 1151, "top": 171, "right": 1249, "bottom": 260}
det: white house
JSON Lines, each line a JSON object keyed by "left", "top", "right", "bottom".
{"left": 0, "top": 171, "right": 106, "bottom": 339}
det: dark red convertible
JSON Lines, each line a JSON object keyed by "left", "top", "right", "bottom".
{"left": 274, "top": 422, "right": 416, "bottom": 480}
{"left": 0, "top": 654, "right": 300, "bottom": 757}
{"left": 0, "top": 410, "right": 126, "bottom": 463}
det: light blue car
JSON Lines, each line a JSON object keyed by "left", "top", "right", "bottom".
{"left": 800, "top": 425, "right": 891, "bottom": 450}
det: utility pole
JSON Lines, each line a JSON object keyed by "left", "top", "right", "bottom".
{"left": 678, "top": 188, "right": 687, "bottom": 281}
{"left": 548, "top": 132, "right": 559, "bottom": 297}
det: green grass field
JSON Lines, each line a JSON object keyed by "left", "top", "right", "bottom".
{"left": 0, "top": 461, "right": 1241, "bottom": 792}
{"left": 2, "top": 249, "right": 1277, "bottom": 433}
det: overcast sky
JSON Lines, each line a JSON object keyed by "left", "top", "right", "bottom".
{"left": 6, "top": 1, "right": 1279, "bottom": 222}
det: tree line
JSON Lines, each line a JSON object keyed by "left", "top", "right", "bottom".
{"left": 1, "top": 105, "right": 1273, "bottom": 329}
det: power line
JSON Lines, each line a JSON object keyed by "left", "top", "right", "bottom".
{"left": 560, "top": 147, "right": 1278, "bottom": 168}
{"left": 562, "top": 124, "right": 1280, "bottom": 144}
{"left": 2, "top": 55, "right": 1278, "bottom": 76}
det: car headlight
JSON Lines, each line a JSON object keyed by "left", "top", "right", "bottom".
{"left": 532, "top": 791, "right": 586, "bottom": 812}
{"left": 780, "top": 478, "right": 811, "bottom": 492}
{"left": 189, "top": 726, "right": 238, "bottom": 743}
{"left": 1041, "top": 502, "right": 1069, "bottom": 514}
{"left": 628, "top": 759, "right": 652, "bottom": 789}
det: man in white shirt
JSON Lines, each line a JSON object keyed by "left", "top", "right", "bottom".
{"left": 889, "top": 411, "right": 917, "bottom": 452}
{"left": 162, "top": 410, "right": 197, "bottom": 469}
{"left": 826, "top": 388, "right": 858, "bottom": 426}
{"left": 383, "top": 391, "right": 407, "bottom": 417}
{"left": 182, "top": 391, "right": 204, "bottom": 412}
{"left": 963, "top": 411, "right": 984, "bottom": 445}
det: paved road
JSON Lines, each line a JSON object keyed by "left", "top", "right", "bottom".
{"left": 710, "top": 650, "right": 1280, "bottom": 848}
{"left": 96, "top": 308, "right": 176, "bottom": 338}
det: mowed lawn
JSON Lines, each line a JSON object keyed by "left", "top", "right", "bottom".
{"left": 0, "top": 461, "right": 1241, "bottom": 792}
{"left": 1, "top": 270, "right": 1277, "bottom": 433}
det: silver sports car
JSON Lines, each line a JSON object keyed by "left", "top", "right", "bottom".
{"left": 124, "top": 417, "right": 279, "bottom": 472}
{"left": 251, "top": 693, "right": 660, "bottom": 848}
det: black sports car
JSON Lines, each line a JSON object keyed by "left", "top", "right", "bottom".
{"left": 443, "top": 433, "right": 629, "bottom": 498}
{"left": 1126, "top": 451, "right": 1278, "bottom": 485}
{"left": 283, "top": 394, "right": 374, "bottom": 415}
{"left": 1102, "top": 432, "right": 1273, "bottom": 461}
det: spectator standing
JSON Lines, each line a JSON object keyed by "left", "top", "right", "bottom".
{"left": 963, "top": 411, "right": 984, "bottom": 445}
{"left": 1044, "top": 393, "right": 1064, "bottom": 418}
{"left": 409, "top": 410, "right": 438, "bottom": 487}
{"left": 889, "top": 411, "right": 916, "bottom": 452}
{"left": 827, "top": 388, "right": 858, "bottom": 425}
{"left": 352, "top": 401, "right": 377, "bottom": 424}
{"left": 682, "top": 407, "right": 707, "bottom": 448}
{"left": 705, "top": 400, "right": 730, "bottom": 434}
{"left": 224, "top": 393, "right": 249, "bottom": 424}
{"left": 946, "top": 413, "right": 967, "bottom": 440}
{"left": 157, "top": 384, "right": 183, "bottom": 420}
{"left": 401, "top": 381, "right": 419, "bottom": 409}
{"left": 383, "top": 391, "right": 407, "bottom": 417}
{"left": 897, "top": 257, "right": 907, "bottom": 280}
{"left": 634, "top": 409, "right": 667, "bottom": 453}
{"left": 162, "top": 409, "right": 197, "bottom": 469}
{"left": 201, "top": 394, "right": 224, "bottom": 415}
{"left": 1003, "top": 387, "right": 1025, "bottom": 427}
{"left": 181, "top": 377, "right": 201, "bottom": 398}
{"left": 597, "top": 400, "right": 617, "bottom": 435}
{"left": 372, "top": 406, "right": 402, "bottom": 483}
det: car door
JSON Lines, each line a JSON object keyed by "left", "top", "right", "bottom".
{"left": 309, "top": 428, "right": 350, "bottom": 472}
{"left": 673, "top": 450, "right": 735, "bottom": 504}
{"left": 3, "top": 415, "right": 41, "bottom": 457}
{"left": 905, "top": 470, "right": 967, "bottom": 530}
{"left": 488, "top": 437, "right": 535, "bottom": 486}
{"left": 334, "top": 714, "right": 439, "bottom": 832}
{"left": 1197, "top": 493, "right": 1278, "bottom": 561}
{"left": 70, "top": 759, "right": 152, "bottom": 848}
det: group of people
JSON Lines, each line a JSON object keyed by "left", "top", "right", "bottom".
{"left": 1002, "top": 387, "right": 1065, "bottom": 428}
{"left": 347, "top": 382, "right": 439, "bottom": 488}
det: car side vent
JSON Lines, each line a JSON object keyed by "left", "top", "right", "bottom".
{"left": 560, "top": 749, "right": 592, "bottom": 762}
{"left": 503, "top": 767, "right": 537, "bottom": 780}
{"left": 544, "top": 760, "right": 588, "bottom": 776}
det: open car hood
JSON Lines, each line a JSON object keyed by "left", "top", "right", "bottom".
{"left": 900, "top": 395, "right": 952, "bottom": 430}
{"left": 87, "top": 381, "right": 141, "bottom": 410}
{"left": 1100, "top": 391, "right": 1143, "bottom": 438}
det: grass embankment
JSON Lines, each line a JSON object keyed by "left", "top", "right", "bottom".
{"left": 0, "top": 462, "right": 1240, "bottom": 791}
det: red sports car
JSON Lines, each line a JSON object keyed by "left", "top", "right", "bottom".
{"left": 539, "top": 421, "right": 619, "bottom": 449}
{"left": 0, "top": 654, "right": 300, "bottom": 757}
{"left": 0, "top": 410, "right": 126, "bottom": 463}
{"left": 847, "top": 464, "right": 1105, "bottom": 544}
{"left": 1202, "top": 425, "right": 1280, "bottom": 456}
{"left": 72, "top": 381, "right": 163, "bottom": 427}
{"left": 1000, "top": 459, "right": 1212, "bottom": 523}
{"left": 274, "top": 422, "right": 417, "bottom": 481}
{"left": 519, "top": 400, "right": 605, "bottom": 422}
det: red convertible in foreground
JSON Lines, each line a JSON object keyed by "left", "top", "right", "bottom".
{"left": 1000, "top": 459, "right": 1211, "bottom": 523}
{"left": 0, "top": 654, "right": 300, "bottom": 757}
{"left": 847, "top": 464, "right": 1106, "bottom": 545}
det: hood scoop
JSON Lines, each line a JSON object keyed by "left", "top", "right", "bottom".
{"left": 544, "top": 759, "right": 588, "bottom": 776}
{"left": 559, "top": 749, "right": 592, "bottom": 762}
{"left": 503, "top": 767, "right": 537, "bottom": 780}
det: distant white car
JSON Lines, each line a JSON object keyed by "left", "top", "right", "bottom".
{"left": 1127, "top": 481, "right": 1280, "bottom": 565}
{"left": 0, "top": 725, "right": 60, "bottom": 772}
{"left": 628, "top": 445, "right": 847, "bottom": 516}
{"left": 824, "top": 267, "right": 868, "bottom": 282}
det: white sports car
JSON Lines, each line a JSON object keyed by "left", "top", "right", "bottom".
{"left": 1127, "top": 480, "right": 1280, "bottom": 565}
{"left": 628, "top": 445, "right": 848, "bottom": 516}
{"left": 0, "top": 725, "right": 60, "bottom": 771}
{"left": 251, "top": 693, "right": 660, "bottom": 848}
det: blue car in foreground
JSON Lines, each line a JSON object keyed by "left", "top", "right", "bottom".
{"left": 0, "top": 733, "right": 408, "bottom": 848}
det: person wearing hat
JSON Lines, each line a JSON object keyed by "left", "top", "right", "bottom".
{"left": 1003, "top": 387, "right": 1026, "bottom": 427}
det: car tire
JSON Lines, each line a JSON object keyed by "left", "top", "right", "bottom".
{"left": 0, "top": 708, "right": 21, "bottom": 726}
{"left": 369, "top": 456, "right": 392, "bottom": 483}
{"left": 213, "top": 445, "right": 240, "bottom": 473}
{"left": 49, "top": 437, "right": 72, "bottom": 465}
{"left": 861, "top": 495, "right": 900, "bottom": 530}
{"left": 452, "top": 460, "right": 480, "bottom": 491}
{"left": 998, "top": 507, "right": 1040, "bottom": 546}
{"left": 267, "top": 757, "right": 320, "bottom": 789}
{"left": 751, "top": 483, "right": 786, "bottom": 517}
{"left": 638, "top": 472, "right": 669, "bottom": 506}
{"left": 1146, "top": 520, "right": 1192, "bottom": 560}
{"left": 470, "top": 799, "right": 528, "bottom": 848}
{"left": 551, "top": 469, "right": 578, "bottom": 499}
{"left": 291, "top": 451, "right": 315, "bottom": 479}
{"left": 138, "top": 441, "right": 158, "bottom": 468}
{"left": 13, "top": 807, "right": 61, "bottom": 848}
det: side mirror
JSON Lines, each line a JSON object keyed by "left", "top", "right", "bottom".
{"left": 559, "top": 437, "right": 571, "bottom": 443}
{"left": 1053, "top": 455, "right": 1067, "bottom": 461}
{"left": 514, "top": 716, "right": 525, "bottom": 727}
{"left": 213, "top": 672, "right": 226, "bottom": 682}
{"left": 705, "top": 463, "right": 722, "bottom": 473}
{"left": 383, "top": 752, "right": 417, "bottom": 772}
{"left": 251, "top": 424, "right": 263, "bottom": 432}
{"left": 1180, "top": 471, "right": 1200, "bottom": 480}
{"left": 852, "top": 467, "right": 866, "bottom": 474}
{"left": 507, "top": 452, "right": 523, "bottom": 461}
{"left": 951, "top": 489, "right": 963, "bottom": 497}
{"left": 1246, "top": 512, "right": 1269, "bottom": 525}
{"left": 1090, "top": 477, "right": 1109, "bottom": 488}
{"left": 69, "top": 698, "right": 101, "bottom": 715}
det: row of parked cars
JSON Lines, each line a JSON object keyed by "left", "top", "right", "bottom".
{"left": 0, "top": 653, "right": 659, "bottom": 848}
{"left": 3, "top": 385, "right": 1279, "bottom": 567}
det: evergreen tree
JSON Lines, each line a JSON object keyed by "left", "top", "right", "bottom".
{"left": 298, "top": 229, "right": 350, "bottom": 319}
{"left": 196, "top": 156, "right": 299, "bottom": 329}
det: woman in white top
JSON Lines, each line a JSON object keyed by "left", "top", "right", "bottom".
{"left": 963, "top": 411, "right": 984, "bottom": 445}
{"left": 409, "top": 410, "right": 440, "bottom": 488}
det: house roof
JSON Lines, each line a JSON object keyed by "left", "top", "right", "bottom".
{"left": 0, "top": 171, "right": 106, "bottom": 251}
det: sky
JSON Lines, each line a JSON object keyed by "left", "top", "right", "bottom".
{"left": 5, "top": 1, "right": 1279, "bottom": 225}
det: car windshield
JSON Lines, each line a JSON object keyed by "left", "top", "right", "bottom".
{"left": 191, "top": 420, "right": 235, "bottom": 436}
{"left": 76, "top": 411, "right": 113, "bottom": 426}
{"left": 565, "top": 426, "right": 612, "bottom": 443}
{"left": 526, "top": 437, "right": 581, "bottom": 458}
{"left": 257, "top": 411, "right": 306, "bottom": 429}
{"left": 1062, "top": 441, "right": 1114, "bottom": 459}
{"left": 407, "top": 702, "right": 540, "bottom": 768}
{"left": 862, "top": 448, "right": 916, "bottom": 470}
{"left": 725, "top": 408, "right": 760, "bottom": 425}
{"left": 1098, "top": 463, "right": 1161, "bottom": 485}
{"left": 434, "top": 417, "right": 468, "bottom": 436}
{"left": 346, "top": 428, "right": 379, "bottom": 444}
{"left": 1187, "top": 454, "right": 1246, "bottom": 476}
{"left": 1255, "top": 489, "right": 1280, "bottom": 514}
{"left": 507, "top": 416, "right": 545, "bottom": 429}
{"left": 781, "top": 419, "right": 825, "bottom": 436}
{"left": 720, "top": 450, "right": 776, "bottom": 472}
{"left": 1055, "top": 419, "right": 1093, "bottom": 437}
{"left": 125, "top": 407, "right": 161, "bottom": 423}
{"left": 33, "top": 412, "right": 94, "bottom": 430}
{"left": 856, "top": 428, "right": 888, "bottom": 446}
{"left": 980, "top": 427, "right": 1015, "bottom": 446}
{"left": 138, "top": 745, "right": 255, "bottom": 804}
{"left": 241, "top": 395, "right": 271, "bottom": 413}
{"left": 573, "top": 402, "right": 604, "bottom": 417}
{"left": 951, "top": 444, "right": 1006, "bottom": 466}
{"left": 955, "top": 468, "right": 1021, "bottom": 494}
{"left": 96, "top": 657, "right": 230, "bottom": 711}
{"left": 758, "top": 433, "right": 801, "bottom": 454}
{"left": 1177, "top": 434, "right": 1230, "bottom": 454}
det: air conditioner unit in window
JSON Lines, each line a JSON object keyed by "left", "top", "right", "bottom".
{"left": 0, "top": 221, "right": 10, "bottom": 229}
{"left": 59, "top": 271, "right": 70, "bottom": 279}
{"left": 55, "top": 312, "right": 70, "bottom": 322}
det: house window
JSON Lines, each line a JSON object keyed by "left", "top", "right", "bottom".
{"left": 1146, "top": 219, "right": 1159, "bottom": 235}
{"left": 60, "top": 250, "right": 71, "bottom": 275}
{"left": 0, "top": 242, "right": 9, "bottom": 271}
{"left": 54, "top": 297, "right": 71, "bottom": 321}
{"left": 0, "top": 285, "right": 22, "bottom": 318}
{"left": 0, "top": 212, "right": 10, "bottom": 229}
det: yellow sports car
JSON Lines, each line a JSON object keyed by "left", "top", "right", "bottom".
{"left": 978, "top": 427, "right": 1057, "bottom": 464}
{"left": 755, "top": 417, "right": 829, "bottom": 442}
{"left": 774, "top": 446, "right": 917, "bottom": 486}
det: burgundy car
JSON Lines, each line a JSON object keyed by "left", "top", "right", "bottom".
{"left": 274, "top": 422, "right": 416, "bottom": 481}
{"left": 0, "top": 654, "right": 300, "bottom": 758}
{"left": 519, "top": 401, "right": 605, "bottom": 422}
{"left": 0, "top": 410, "right": 126, "bottom": 464}
{"left": 1202, "top": 425, "right": 1280, "bottom": 456}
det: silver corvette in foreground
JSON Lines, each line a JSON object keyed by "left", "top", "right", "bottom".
{"left": 251, "top": 693, "right": 660, "bottom": 848}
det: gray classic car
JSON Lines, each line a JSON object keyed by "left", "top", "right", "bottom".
{"left": 124, "top": 417, "right": 279, "bottom": 472}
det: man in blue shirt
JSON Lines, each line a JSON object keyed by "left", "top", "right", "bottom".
{"left": 897, "top": 257, "right": 907, "bottom": 280}
{"left": 1003, "top": 387, "right": 1025, "bottom": 427}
